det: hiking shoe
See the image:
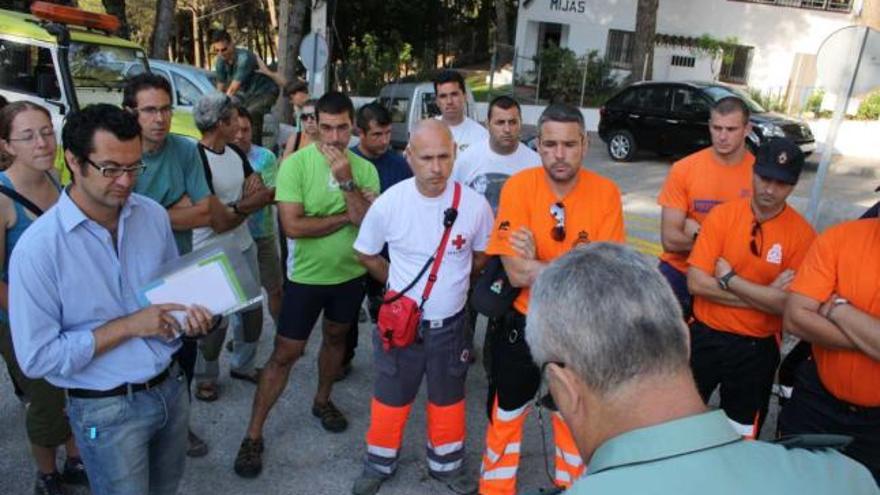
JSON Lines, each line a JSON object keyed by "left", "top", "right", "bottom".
{"left": 430, "top": 468, "right": 478, "bottom": 495}
{"left": 233, "top": 437, "right": 264, "bottom": 478}
{"left": 34, "top": 471, "right": 67, "bottom": 495}
{"left": 312, "top": 400, "right": 348, "bottom": 432}
{"left": 352, "top": 469, "right": 387, "bottom": 495}
{"left": 60, "top": 457, "right": 88, "bottom": 486}
{"left": 187, "top": 429, "right": 209, "bottom": 458}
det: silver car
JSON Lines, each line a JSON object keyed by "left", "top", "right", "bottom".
{"left": 126, "top": 59, "right": 216, "bottom": 111}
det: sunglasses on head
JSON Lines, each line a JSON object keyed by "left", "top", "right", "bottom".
{"left": 749, "top": 221, "right": 763, "bottom": 257}
{"left": 550, "top": 202, "right": 565, "bottom": 242}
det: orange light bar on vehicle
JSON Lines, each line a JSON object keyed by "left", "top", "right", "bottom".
{"left": 30, "top": 1, "right": 120, "bottom": 34}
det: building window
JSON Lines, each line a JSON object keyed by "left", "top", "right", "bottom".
{"left": 606, "top": 29, "right": 634, "bottom": 69}
{"left": 670, "top": 55, "right": 696, "bottom": 68}
{"left": 719, "top": 45, "right": 753, "bottom": 85}
{"left": 728, "top": 0, "right": 852, "bottom": 13}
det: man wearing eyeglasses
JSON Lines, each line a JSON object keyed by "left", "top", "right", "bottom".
{"left": 525, "top": 244, "right": 877, "bottom": 495}
{"left": 8, "top": 104, "right": 216, "bottom": 494}
{"left": 478, "top": 103, "right": 625, "bottom": 495}
{"left": 211, "top": 29, "right": 279, "bottom": 145}
{"left": 686, "top": 138, "right": 815, "bottom": 440}
{"left": 657, "top": 97, "right": 755, "bottom": 320}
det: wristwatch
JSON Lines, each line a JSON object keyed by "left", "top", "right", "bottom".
{"left": 227, "top": 200, "right": 245, "bottom": 216}
{"left": 338, "top": 179, "right": 356, "bottom": 192}
{"left": 718, "top": 270, "right": 736, "bottom": 291}
{"left": 826, "top": 297, "right": 849, "bottom": 320}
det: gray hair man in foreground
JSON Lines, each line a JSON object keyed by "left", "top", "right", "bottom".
{"left": 525, "top": 243, "right": 878, "bottom": 494}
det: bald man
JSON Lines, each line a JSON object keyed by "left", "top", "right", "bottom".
{"left": 351, "top": 120, "right": 494, "bottom": 495}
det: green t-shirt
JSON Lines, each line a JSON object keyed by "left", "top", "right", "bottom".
{"left": 135, "top": 134, "right": 210, "bottom": 254}
{"left": 275, "top": 144, "right": 379, "bottom": 284}
{"left": 214, "top": 48, "right": 277, "bottom": 102}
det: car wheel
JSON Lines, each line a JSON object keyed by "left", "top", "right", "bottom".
{"left": 607, "top": 130, "right": 636, "bottom": 162}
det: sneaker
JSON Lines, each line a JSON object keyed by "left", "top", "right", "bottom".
{"left": 187, "top": 429, "right": 209, "bottom": 458}
{"left": 60, "top": 457, "right": 88, "bottom": 486}
{"left": 352, "top": 469, "right": 387, "bottom": 495}
{"left": 34, "top": 472, "right": 67, "bottom": 495}
{"left": 429, "top": 468, "right": 478, "bottom": 495}
{"left": 312, "top": 400, "right": 349, "bottom": 432}
{"left": 233, "top": 437, "right": 264, "bottom": 478}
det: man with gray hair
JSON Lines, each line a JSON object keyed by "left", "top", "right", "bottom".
{"left": 478, "top": 103, "right": 624, "bottom": 495}
{"left": 191, "top": 93, "right": 274, "bottom": 401}
{"left": 526, "top": 243, "right": 878, "bottom": 494}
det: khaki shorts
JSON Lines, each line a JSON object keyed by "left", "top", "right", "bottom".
{"left": 255, "top": 234, "right": 283, "bottom": 294}
{"left": 0, "top": 321, "right": 71, "bottom": 447}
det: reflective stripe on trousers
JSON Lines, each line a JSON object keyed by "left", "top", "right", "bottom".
{"left": 478, "top": 397, "right": 530, "bottom": 495}
{"left": 552, "top": 413, "right": 585, "bottom": 488}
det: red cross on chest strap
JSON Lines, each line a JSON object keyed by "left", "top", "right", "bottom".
{"left": 452, "top": 234, "right": 466, "bottom": 250}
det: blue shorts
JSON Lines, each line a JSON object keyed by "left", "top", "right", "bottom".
{"left": 277, "top": 276, "right": 366, "bottom": 341}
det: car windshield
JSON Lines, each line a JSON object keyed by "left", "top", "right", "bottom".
{"left": 67, "top": 42, "right": 145, "bottom": 107}
{"left": 702, "top": 85, "right": 766, "bottom": 113}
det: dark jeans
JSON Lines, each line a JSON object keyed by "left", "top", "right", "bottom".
{"left": 658, "top": 260, "right": 692, "bottom": 320}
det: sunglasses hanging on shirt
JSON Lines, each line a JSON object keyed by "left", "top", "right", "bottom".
{"left": 550, "top": 202, "right": 566, "bottom": 242}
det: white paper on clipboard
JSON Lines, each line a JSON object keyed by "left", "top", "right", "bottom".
{"left": 140, "top": 250, "right": 259, "bottom": 327}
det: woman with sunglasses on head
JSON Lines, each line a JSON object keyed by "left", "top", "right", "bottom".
{"left": 0, "top": 101, "right": 87, "bottom": 495}
{"left": 282, "top": 100, "right": 319, "bottom": 160}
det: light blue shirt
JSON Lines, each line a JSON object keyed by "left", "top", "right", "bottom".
{"left": 566, "top": 410, "right": 878, "bottom": 494}
{"left": 9, "top": 190, "right": 180, "bottom": 391}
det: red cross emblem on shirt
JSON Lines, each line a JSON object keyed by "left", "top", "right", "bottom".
{"left": 452, "top": 234, "right": 466, "bottom": 250}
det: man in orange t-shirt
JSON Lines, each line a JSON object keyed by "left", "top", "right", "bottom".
{"left": 687, "top": 138, "right": 815, "bottom": 439}
{"left": 781, "top": 214, "right": 880, "bottom": 483}
{"left": 477, "top": 103, "right": 625, "bottom": 495}
{"left": 658, "top": 97, "right": 755, "bottom": 318}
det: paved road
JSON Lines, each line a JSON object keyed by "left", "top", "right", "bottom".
{"left": 0, "top": 143, "right": 875, "bottom": 495}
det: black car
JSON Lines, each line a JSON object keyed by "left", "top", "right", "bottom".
{"left": 597, "top": 81, "right": 815, "bottom": 161}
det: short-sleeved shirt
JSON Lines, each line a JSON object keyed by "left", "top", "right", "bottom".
{"left": 688, "top": 199, "right": 815, "bottom": 338}
{"left": 658, "top": 147, "right": 754, "bottom": 273}
{"left": 214, "top": 48, "right": 277, "bottom": 102}
{"left": 350, "top": 146, "right": 412, "bottom": 193}
{"left": 245, "top": 144, "right": 278, "bottom": 239}
{"left": 445, "top": 117, "right": 489, "bottom": 154}
{"left": 567, "top": 410, "right": 878, "bottom": 494}
{"left": 452, "top": 139, "right": 540, "bottom": 214}
{"left": 487, "top": 167, "right": 625, "bottom": 314}
{"left": 354, "top": 179, "right": 494, "bottom": 320}
{"left": 136, "top": 134, "right": 211, "bottom": 255}
{"left": 192, "top": 144, "right": 254, "bottom": 252}
{"left": 275, "top": 143, "right": 380, "bottom": 285}
{"left": 789, "top": 219, "right": 880, "bottom": 407}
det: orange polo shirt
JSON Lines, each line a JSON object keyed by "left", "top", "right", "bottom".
{"left": 658, "top": 147, "right": 754, "bottom": 273}
{"left": 487, "top": 166, "right": 625, "bottom": 315}
{"left": 688, "top": 198, "right": 815, "bottom": 338}
{"left": 789, "top": 219, "right": 880, "bottom": 407}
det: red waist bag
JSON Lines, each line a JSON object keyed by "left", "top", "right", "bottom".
{"left": 376, "top": 183, "right": 461, "bottom": 351}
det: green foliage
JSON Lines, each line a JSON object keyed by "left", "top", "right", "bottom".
{"left": 805, "top": 89, "right": 824, "bottom": 114}
{"left": 343, "top": 33, "right": 414, "bottom": 95}
{"left": 855, "top": 90, "right": 880, "bottom": 120}
{"left": 695, "top": 34, "right": 739, "bottom": 66}
{"left": 746, "top": 87, "right": 785, "bottom": 113}
{"left": 532, "top": 46, "right": 618, "bottom": 105}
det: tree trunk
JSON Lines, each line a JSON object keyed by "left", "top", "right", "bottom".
{"left": 273, "top": 0, "right": 307, "bottom": 124}
{"left": 628, "top": 0, "right": 658, "bottom": 83}
{"left": 494, "top": 0, "right": 509, "bottom": 47}
{"left": 102, "top": 0, "right": 130, "bottom": 39}
{"left": 150, "top": 0, "right": 177, "bottom": 60}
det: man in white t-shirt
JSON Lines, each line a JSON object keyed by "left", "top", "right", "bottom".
{"left": 453, "top": 95, "right": 539, "bottom": 215}
{"left": 192, "top": 94, "right": 274, "bottom": 400}
{"left": 434, "top": 70, "right": 488, "bottom": 154}
{"left": 351, "top": 120, "right": 494, "bottom": 495}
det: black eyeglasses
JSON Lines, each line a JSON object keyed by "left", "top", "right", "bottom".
{"left": 300, "top": 112, "right": 316, "bottom": 122}
{"left": 550, "top": 202, "right": 565, "bottom": 242}
{"left": 750, "top": 221, "right": 763, "bottom": 257}
{"left": 84, "top": 158, "right": 146, "bottom": 178}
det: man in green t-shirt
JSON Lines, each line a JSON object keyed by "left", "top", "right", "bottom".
{"left": 211, "top": 29, "right": 279, "bottom": 145}
{"left": 234, "top": 92, "right": 379, "bottom": 479}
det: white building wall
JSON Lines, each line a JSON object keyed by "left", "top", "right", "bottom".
{"left": 515, "top": 0, "right": 857, "bottom": 91}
